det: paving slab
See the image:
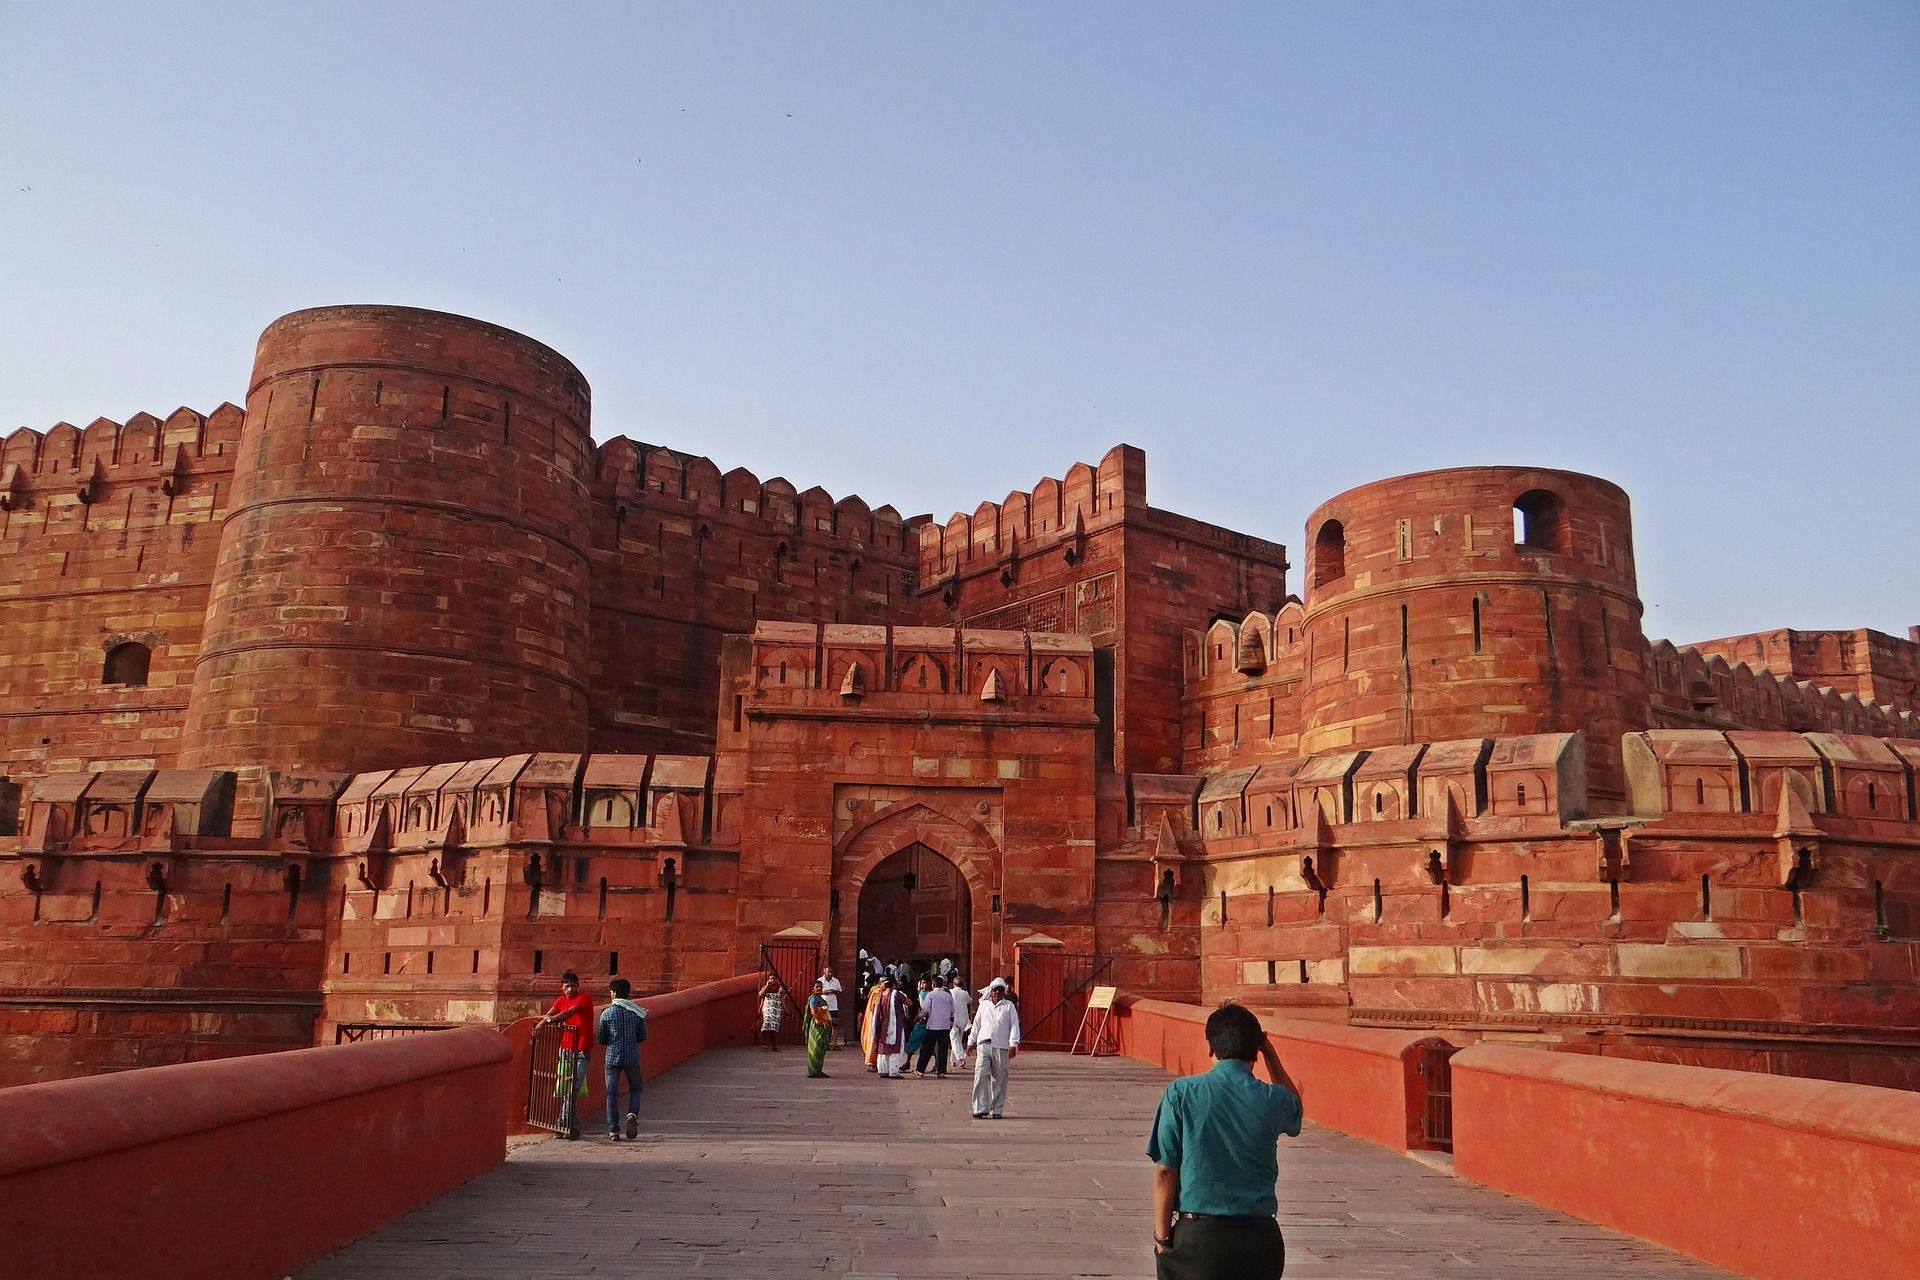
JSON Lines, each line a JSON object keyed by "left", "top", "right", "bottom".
{"left": 301, "top": 1046, "right": 1731, "bottom": 1279}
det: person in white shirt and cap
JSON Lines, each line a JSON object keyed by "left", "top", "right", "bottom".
{"left": 819, "top": 967, "right": 844, "bottom": 1046}
{"left": 967, "top": 977, "right": 1021, "bottom": 1119}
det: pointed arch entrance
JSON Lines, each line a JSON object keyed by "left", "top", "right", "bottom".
{"left": 856, "top": 843, "right": 971, "bottom": 980}
{"left": 833, "top": 800, "right": 999, "bottom": 993}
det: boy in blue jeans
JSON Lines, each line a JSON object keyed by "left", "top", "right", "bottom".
{"left": 596, "top": 978, "right": 649, "bottom": 1142}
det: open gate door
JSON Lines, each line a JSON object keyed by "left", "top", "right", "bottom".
{"left": 760, "top": 929, "right": 822, "bottom": 1047}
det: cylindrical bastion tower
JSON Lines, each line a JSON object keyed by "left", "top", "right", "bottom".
{"left": 181, "top": 305, "right": 594, "bottom": 774}
{"left": 1299, "top": 466, "right": 1652, "bottom": 808}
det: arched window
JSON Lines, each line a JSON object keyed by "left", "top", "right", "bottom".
{"left": 1512, "top": 490, "right": 1568, "bottom": 553}
{"left": 1312, "top": 520, "right": 1346, "bottom": 589}
{"left": 103, "top": 641, "right": 150, "bottom": 687}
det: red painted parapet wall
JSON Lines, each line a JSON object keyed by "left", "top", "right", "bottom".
{"left": 1452, "top": 1044, "right": 1920, "bottom": 1280}
{"left": 500, "top": 971, "right": 761, "bottom": 1133}
{"left": 0, "top": 1025, "right": 510, "bottom": 1280}
{"left": 1109, "top": 994, "right": 1447, "bottom": 1152}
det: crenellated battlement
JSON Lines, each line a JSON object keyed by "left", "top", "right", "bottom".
{"left": 0, "top": 404, "right": 243, "bottom": 511}
{"left": 1650, "top": 639, "right": 1918, "bottom": 741}
{"left": 916, "top": 443, "right": 1147, "bottom": 580}
{"left": 590, "top": 436, "right": 924, "bottom": 557}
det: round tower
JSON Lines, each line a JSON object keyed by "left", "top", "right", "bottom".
{"left": 181, "top": 305, "right": 594, "bottom": 774}
{"left": 1299, "top": 467, "right": 1651, "bottom": 807}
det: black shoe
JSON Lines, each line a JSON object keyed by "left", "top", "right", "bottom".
{"left": 972, "top": 1112, "right": 987, "bottom": 1119}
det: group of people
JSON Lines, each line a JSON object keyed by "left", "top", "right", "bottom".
{"left": 751, "top": 951, "right": 1025, "bottom": 1121}
{"left": 544, "top": 962, "right": 1305, "bottom": 1279}
{"left": 534, "top": 970, "right": 650, "bottom": 1143}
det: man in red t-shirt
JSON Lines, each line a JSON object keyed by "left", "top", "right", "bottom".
{"left": 538, "top": 970, "right": 595, "bottom": 1138}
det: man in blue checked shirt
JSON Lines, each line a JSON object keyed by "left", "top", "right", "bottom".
{"left": 1147, "top": 1003, "right": 1303, "bottom": 1278}
{"left": 595, "top": 977, "right": 649, "bottom": 1143}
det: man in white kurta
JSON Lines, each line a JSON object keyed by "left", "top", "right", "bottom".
{"left": 968, "top": 978, "right": 1021, "bottom": 1118}
{"left": 947, "top": 974, "right": 973, "bottom": 1069}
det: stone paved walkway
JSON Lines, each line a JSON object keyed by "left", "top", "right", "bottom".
{"left": 302, "top": 1046, "right": 1731, "bottom": 1279}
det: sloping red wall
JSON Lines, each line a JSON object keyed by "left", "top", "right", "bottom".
{"left": 0, "top": 1026, "right": 511, "bottom": 1280}
{"left": 1452, "top": 1044, "right": 1920, "bottom": 1280}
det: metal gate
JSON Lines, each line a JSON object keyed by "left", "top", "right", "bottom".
{"left": 1015, "top": 950, "right": 1111, "bottom": 1049}
{"left": 1416, "top": 1039, "right": 1458, "bottom": 1152}
{"left": 760, "top": 937, "right": 821, "bottom": 1047}
{"left": 526, "top": 1022, "right": 586, "bottom": 1137}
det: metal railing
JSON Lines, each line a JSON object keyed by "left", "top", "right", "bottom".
{"left": 526, "top": 1021, "right": 587, "bottom": 1137}
{"left": 334, "top": 1022, "right": 453, "bottom": 1044}
{"left": 1417, "top": 1039, "right": 1458, "bottom": 1152}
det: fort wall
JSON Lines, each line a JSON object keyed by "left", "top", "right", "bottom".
{"left": 0, "top": 406, "right": 243, "bottom": 790}
{"left": 915, "top": 446, "right": 1289, "bottom": 774}
{"left": 584, "top": 439, "right": 922, "bottom": 757}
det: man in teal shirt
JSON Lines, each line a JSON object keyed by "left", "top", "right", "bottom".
{"left": 1146, "top": 1002, "right": 1303, "bottom": 1278}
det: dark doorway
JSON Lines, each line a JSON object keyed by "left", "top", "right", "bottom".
{"left": 856, "top": 843, "right": 971, "bottom": 985}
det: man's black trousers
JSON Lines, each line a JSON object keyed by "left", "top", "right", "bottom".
{"left": 915, "top": 1027, "right": 950, "bottom": 1075}
{"left": 1155, "top": 1215, "right": 1283, "bottom": 1280}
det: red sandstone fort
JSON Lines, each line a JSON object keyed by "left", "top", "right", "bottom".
{"left": 2, "top": 304, "right": 1916, "bottom": 1089}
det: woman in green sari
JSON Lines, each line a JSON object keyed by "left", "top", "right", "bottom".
{"left": 804, "top": 979, "right": 832, "bottom": 1078}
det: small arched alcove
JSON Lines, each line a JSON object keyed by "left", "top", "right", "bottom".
{"left": 102, "top": 641, "right": 151, "bottom": 687}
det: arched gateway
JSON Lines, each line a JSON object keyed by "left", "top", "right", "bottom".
{"left": 833, "top": 802, "right": 998, "bottom": 991}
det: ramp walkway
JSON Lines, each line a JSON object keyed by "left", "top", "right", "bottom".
{"left": 301, "top": 1046, "right": 1730, "bottom": 1279}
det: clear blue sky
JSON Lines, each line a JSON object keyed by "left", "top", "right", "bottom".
{"left": 3, "top": 3, "right": 1915, "bottom": 644}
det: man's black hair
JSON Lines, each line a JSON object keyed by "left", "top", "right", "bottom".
{"left": 609, "top": 977, "right": 631, "bottom": 998}
{"left": 1206, "top": 1002, "right": 1264, "bottom": 1062}
{"left": 561, "top": 969, "right": 580, "bottom": 986}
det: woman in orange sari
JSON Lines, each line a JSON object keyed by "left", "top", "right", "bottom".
{"left": 859, "top": 978, "right": 885, "bottom": 1072}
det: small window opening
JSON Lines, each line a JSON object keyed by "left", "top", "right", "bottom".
{"left": 1266, "top": 960, "right": 1276, "bottom": 985}
{"left": 426, "top": 951, "right": 434, "bottom": 975}
{"left": 1791, "top": 883, "right": 1803, "bottom": 924}
{"left": 598, "top": 876, "right": 608, "bottom": 920}
{"left": 482, "top": 877, "right": 491, "bottom": 916}
{"left": 1520, "top": 875, "right": 1531, "bottom": 921}
{"left": 1312, "top": 520, "right": 1346, "bottom": 589}
{"left": 1516, "top": 783, "right": 1527, "bottom": 806}
{"left": 1513, "top": 489, "right": 1568, "bottom": 552}
{"left": 1374, "top": 792, "right": 1384, "bottom": 815}
{"left": 1609, "top": 877, "right": 1620, "bottom": 920}
{"left": 220, "top": 882, "right": 232, "bottom": 925}
{"left": 103, "top": 641, "right": 151, "bottom": 687}
{"left": 609, "top": 950, "right": 619, "bottom": 975}
{"left": 405, "top": 881, "right": 414, "bottom": 919}
{"left": 1219, "top": 890, "right": 1228, "bottom": 923}
{"left": 1440, "top": 881, "right": 1451, "bottom": 919}
{"left": 1267, "top": 886, "right": 1275, "bottom": 927}
{"left": 471, "top": 949, "right": 480, "bottom": 974}
{"left": 1701, "top": 874, "right": 1712, "bottom": 919}
{"left": 1696, "top": 778, "right": 1706, "bottom": 805}
{"left": 1297, "top": 959, "right": 1309, "bottom": 983}
{"left": 1372, "top": 879, "right": 1383, "bottom": 923}
{"left": 382, "top": 952, "right": 392, "bottom": 975}
{"left": 343, "top": 952, "right": 351, "bottom": 974}
{"left": 533, "top": 949, "right": 544, "bottom": 974}
{"left": 1342, "top": 616, "right": 1351, "bottom": 671}
{"left": 1471, "top": 597, "right": 1482, "bottom": 653}
{"left": 1868, "top": 782, "right": 1877, "bottom": 809}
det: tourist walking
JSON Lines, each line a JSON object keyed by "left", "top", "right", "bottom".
{"left": 1147, "top": 1002, "right": 1303, "bottom": 1279}
{"left": 804, "top": 979, "right": 833, "bottom": 1078}
{"left": 860, "top": 975, "right": 886, "bottom": 1071}
{"left": 968, "top": 977, "right": 1021, "bottom": 1118}
{"left": 595, "top": 977, "right": 648, "bottom": 1142}
{"left": 756, "top": 974, "right": 785, "bottom": 1052}
{"left": 915, "top": 972, "right": 955, "bottom": 1077}
{"left": 819, "top": 966, "right": 843, "bottom": 1045}
{"left": 947, "top": 974, "right": 972, "bottom": 1069}
{"left": 537, "top": 970, "right": 594, "bottom": 1139}
{"left": 867, "top": 976, "right": 913, "bottom": 1078}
